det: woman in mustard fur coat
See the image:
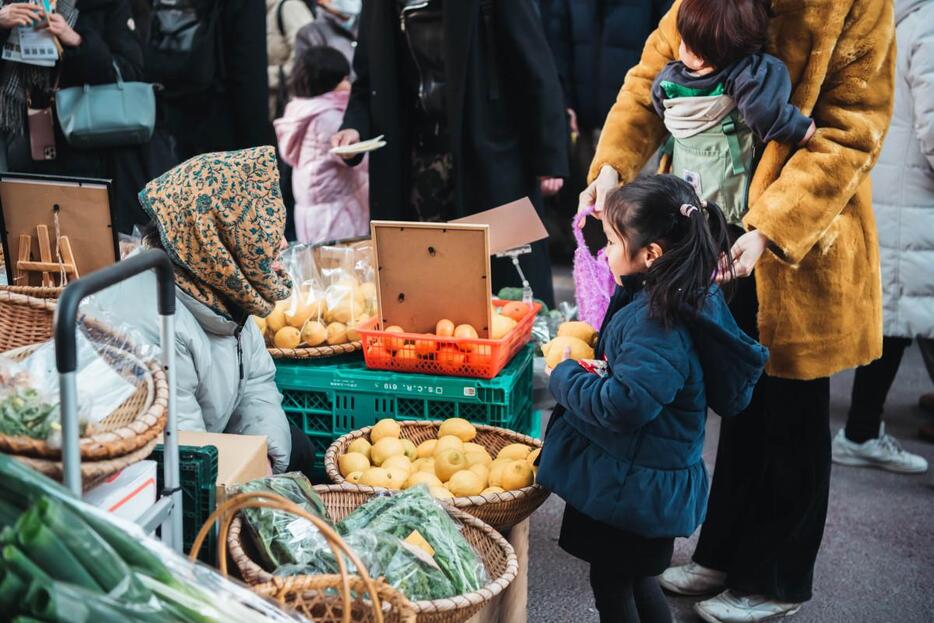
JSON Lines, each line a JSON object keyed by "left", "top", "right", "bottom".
{"left": 578, "top": 0, "right": 895, "bottom": 620}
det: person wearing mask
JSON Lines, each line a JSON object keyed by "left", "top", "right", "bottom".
{"left": 267, "top": 0, "right": 314, "bottom": 119}
{"left": 294, "top": 0, "right": 360, "bottom": 71}
{"left": 331, "top": 0, "right": 568, "bottom": 307}
{"left": 94, "top": 146, "right": 316, "bottom": 478}
{"left": 834, "top": 0, "right": 933, "bottom": 468}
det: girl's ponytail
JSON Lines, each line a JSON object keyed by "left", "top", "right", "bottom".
{"left": 603, "top": 175, "right": 735, "bottom": 327}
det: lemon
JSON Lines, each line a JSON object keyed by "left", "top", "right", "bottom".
{"left": 347, "top": 471, "right": 364, "bottom": 484}
{"left": 416, "top": 439, "right": 437, "bottom": 459}
{"left": 273, "top": 326, "right": 302, "bottom": 349}
{"left": 385, "top": 468, "right": 408, "bottom": 490}
{"left": 360, "top": 467, "right": 391, "bottom": 488}
{"left": 464, "top": 442, "right": 485, "bottom": 453}
{"left": 429, "top": 486, "right": 454, "bottom": 500}
{"left": 301, "top": 320, "right": 328, "bottom": 347}
{"left": 382, "top": 455, "right": 412, "bottom": 473}
{"left": 497, "top": 443, "right": 532, "bottom": 461}
{"left": 338, "top": 452, "right": 370, "bottom": 477}
{"left": 491, "top": 313, "right": 517, "bottom": 339}
{"left": 347, "top": 438, "right": 372, "bottom": 460}
{"left": 527, "top": 447, "right": 541, "bottom": 465}
{"left": 488, "top": 458, "right": 512, "bottom": 488}
{"left": 434, "top": 435, "right": 464, "bottom": 456}
{"left": 481, "top": 486, "right": 505, "bottom": 495}
{"left": 400, "top": 439, "right": 418, "bottom": 461}
{"left": 468, "top": 463, "right": 490, "bottom": 486}
{"left": 416, "top": 458, "right": 436, "bottom": 474}
{"left": 541, "top": 336, "right": 594, "bottom": 368}
{"left": 557, "top": 321, "right": 598, "bottom": 346}
{"left": 434, "top": 449, "right": 468, "bottom": 482}
{"left": 404, "top": 471, "right": 443, "bottom": 490}
{"left": 500, "top": 460, "right": 534, "bottom": 491}
{"left": 326, "top": 322, "right": 348, "bottom": 345}
{"left": 370, "top": 437, "right": 405, "bottom": 466}
{"left": 266, "top": 301, "right": 288, "bottom": 333}
{"left": 438, "top": 418, "right": 477, "bottom": 442}
{"left": 447, "top": 470, "right": 485, "bottom": 497}
{"left": 371, "top": 419, "right": 401, "bottom": 443}
{"left": 465, "top": 449, "right": 493, "bottom": 467}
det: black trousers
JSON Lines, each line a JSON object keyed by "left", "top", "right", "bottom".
{"left": 590, "top": 562, "right": 672, "bottom": 623}
{"left": 286, "top": 423, "right": 319, "bottom": 483}
{"left": 693, "top": 274, "right": 831, "bottom": 603}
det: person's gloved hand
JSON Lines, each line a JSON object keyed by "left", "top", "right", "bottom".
{"left": 577, "top": 164, "right": 619, "bottom": 228}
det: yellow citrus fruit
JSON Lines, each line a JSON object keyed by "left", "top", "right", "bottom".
{"left": 488, "top": 458, "right": 512, "bottom": 488}
{"left": 326, "top": 322, "right": 348, "bottom": 345}
{"left": 360, "top": 467, "right": 391, "bottom": 488}
{"left": 429, "top": 485, "right": 454, "bottom": 500}
{"left": 527, "top": 447, "right": 541, "bottom": 465}
{"left": 338, "top": 452, "right": 370, "bottom": 477}
{"left": 300, "top": 320, "right": 328, "bottom": 347}
{"left": 370, "top": 437, "right": 405, "bottom": 466}
{"left": 500, "top": 460, "right": 534, "bottom": 491}
{"left": 404, "top": 471, "right": 443, "bottom": 490}
{"left": 434, "top": 449, "right": 468, "bottom": 482}
{"left": 491, "top": 313, "right": 517, "bottom": 339}
{"left": 464, "top": 442, "right": 485, "bottom": 454}
{"left": 370, "top": 419, "right": 401, "bottom": 443}
{"left": 468, "top": 463, "right": 490, "bottom": 486}
{"left": 266, "top": 301, "right": 288, "bottom": 333}
{"left": 347, "top": 471, "right": 364, "bottom": 484}
{"left": 417, "top": 458, "right": 436, "bottom": 474}
{"left": 481, "top": 486, "right": 505, "bottom": 495}
{"left": 382, "top": 455, "right": 412, "bottom": 473}
{"left": 273, "top": 326, "right": 302, "bottom": 349}
{"left": 416, "top": 439, "right": 437, "bottom": 459}
{"left": 385, "top": 468, "right": 408, "bottom": 490}
{"left": 557, "top": 321, "right": 598, "bottom": 346}
{"left": 347, "top": 438, "right": 372, "bottom": 460}
{"left": 497, "top": 443, "right": 532, "bottom": 461}
{"left": 465, "top": 449, "right": 493, "bottom": 467}
{"left": 401, "top": 439, "right": 418, "bottom": 461}
{"left": 434, "top": 435, "right": 464, "bottom": 456}
{"left": 446, "top": 470, "right": 485, "bottom": 497}
{"left": 438, "top": 418, "right": 477, "bottom": 442}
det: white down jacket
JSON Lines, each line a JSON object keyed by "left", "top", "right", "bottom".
{"left": 93, "top": 268, "right": 292, "bottom": 472}
{"left": 874, "top": 0, "right": 934, "bottom": 338}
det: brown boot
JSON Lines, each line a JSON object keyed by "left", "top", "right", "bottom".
{"left": 920, "top": 393, "right": 934, "bottom": 415}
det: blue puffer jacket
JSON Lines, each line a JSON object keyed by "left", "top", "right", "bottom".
{"left": 537, "top": 285, "right": 768, "bottom": 538}
{"left": 541, "top": 0, "right": 673, "bottom": 130}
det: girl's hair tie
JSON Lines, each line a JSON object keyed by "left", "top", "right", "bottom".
{"left": 680, "top": 203, "right": 699, "bottom": 217}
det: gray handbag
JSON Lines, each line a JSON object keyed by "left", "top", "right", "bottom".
{"left": 55, "top": 61, "right": 156, "bottom": 148}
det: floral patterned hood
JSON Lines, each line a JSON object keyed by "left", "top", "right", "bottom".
{"left": 138, "top": 146, "right": 292, "bottom": 319}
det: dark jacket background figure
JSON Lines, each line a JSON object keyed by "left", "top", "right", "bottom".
{"left": 339, "top": 0, "right": 569, "bottom": 306}
{"left": 159, "top": 0, "right": 273, "bottom": 160}
{"left": 6, "top": 0, "right": 173, "bottom": 234}
{"left": 542, "top": 0, "right": 672, "bottom": 132}
{"left": 294, "top": 9, "right": 358, "bottom": 73}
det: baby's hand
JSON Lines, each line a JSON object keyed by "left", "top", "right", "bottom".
{"left": 800, "top": 120, "right": 816, "bottom": 145}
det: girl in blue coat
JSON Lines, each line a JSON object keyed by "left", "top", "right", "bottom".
{"left": 537, "top": 175, "right": 768, "bottom": 622}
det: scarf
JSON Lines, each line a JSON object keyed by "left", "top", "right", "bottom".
{"left": 138, "top": 146, "right": 293, "bottom": 319}
{"left": 0, "top": 0, "right": 78, "bottom": 134}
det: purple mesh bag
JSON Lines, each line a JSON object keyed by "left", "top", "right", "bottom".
{"left": 573, "top": 206, "right": 616, "bottom": 328}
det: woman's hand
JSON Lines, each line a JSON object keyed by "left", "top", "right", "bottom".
{"left": 540, "top": 176, "right": 564, "bottom": 197}
{"left": 543, "top": 346, "right": 572, "bottom": 377}
{"left": 577, "top": 164, "right": 619, "bottom": 228}
{"left": 40, "top": 13, "right": 81, "bottom": 47}
{"left": 330, "top": 129, "right": 360, "bottom": 160}
{"left": 0, "top": 3, "right": 43, "bottom": 28}
{"left": 718, "top": 230, "right": 770, "bottom": 282}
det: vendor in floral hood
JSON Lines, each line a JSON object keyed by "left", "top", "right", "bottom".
{"left": 95, "top": 146, "right": 314, "bottom": 476}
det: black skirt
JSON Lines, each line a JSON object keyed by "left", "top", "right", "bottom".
{"left": 559, "top": 503, "right": 675, "bottom": 577}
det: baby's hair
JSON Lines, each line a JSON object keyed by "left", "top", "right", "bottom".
{"left": 289, "top": 46, "right": 350, "bottom": 98}
{"left": 603, "top": 175, "right": 733, "bottom": 327}
{"left": 677, "top": 0, "right": 771, "bottom": 69}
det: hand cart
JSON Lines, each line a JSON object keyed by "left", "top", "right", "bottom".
{"left": 53, "top": 249, "right": 183, "bottom": 551}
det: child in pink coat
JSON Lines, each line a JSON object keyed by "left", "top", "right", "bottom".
{"left": 275, "top": 47, "right": 369, "bottom": 243}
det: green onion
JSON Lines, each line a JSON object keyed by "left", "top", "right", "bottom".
{"left": 15, "top": 508, "right": 101, "bottom": 592}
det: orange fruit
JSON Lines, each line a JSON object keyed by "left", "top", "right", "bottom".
{"left": 394, "top": 348, "right": 419, "bottom": 366}
{"left": 367, "top": 343, "right": 392, "bottom": 366}
{"left": 500, "top": 301, "right": 530, "bottom": 322}
{"left": 384, "top": 325, "right": 406, "bottom": 351}
{"left": 438, "top": 347, "right": 466, "bottom": 372}
{"left": 454, "top": 324, "right": 479, "bottom": 352}
{"left": 435, "top": 319, "right": 455, "bottom": 337}
{"left": 414, "top": 336, "right": 438, "bottom": 357}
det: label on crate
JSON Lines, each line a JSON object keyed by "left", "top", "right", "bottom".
{"left": 379, "top": 381, "right": 445, "bottom": 396}
{"left": 463, "top": 388, "right": 476, "bottom": 397}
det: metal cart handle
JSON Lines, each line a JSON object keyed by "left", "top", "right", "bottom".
{"left": 53, "top": 250, "right": 183, "bottom": 551}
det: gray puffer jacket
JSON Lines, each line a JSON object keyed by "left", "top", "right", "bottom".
{"left": 93, "top": 268, "right": 292, "bottom": 471}
{"left": 874, "top": 0, "right": 934, "bottom": 338}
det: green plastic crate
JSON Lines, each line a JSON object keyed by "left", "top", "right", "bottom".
{"left": 275, "top": 345, "right": 535, "bottom": 482}
{"left": 150, "top": 444, "right": 217, "bottom": 562}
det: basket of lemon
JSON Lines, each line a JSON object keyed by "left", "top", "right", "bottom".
{"left": 324, "top": 419, "right": 550, "bottom": 531}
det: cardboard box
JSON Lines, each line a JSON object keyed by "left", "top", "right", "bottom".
{"left": 83, "top": 460, "right": 157, "bottom": 522}
{"left": 175, "top": 431, "right": 269, "bottom": 504}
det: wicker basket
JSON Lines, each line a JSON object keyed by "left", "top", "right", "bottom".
{"left": 0, "top": 292, "right": 168, "bottom": 461}
{"left": 325, "top": 422, "right": 550, "bottom": 531}
{"left": 268, "top": 340, "right": 362, "bottom": 360}
{"left": 0, "top": 285, "right": 63, "bottom": 299}
{"left": 228, "top": 484, "right": 518, "bottom": 623}
{"left": 192, "top": 491, "right": 416, "bottom": 623}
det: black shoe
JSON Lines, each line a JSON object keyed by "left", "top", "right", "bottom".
{"left": 920, "top": 393, "right": 934, "bottom": 415}
{"left": 920, "top": 422, "right": 934, "bottom": 444}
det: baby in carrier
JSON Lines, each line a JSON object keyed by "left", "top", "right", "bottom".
{"left": 652, "top": 0, "right": 816, "bottom": 225}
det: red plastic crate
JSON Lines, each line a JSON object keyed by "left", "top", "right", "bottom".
{"left": 357, "top": 300, "right": 541, "bottom": 379}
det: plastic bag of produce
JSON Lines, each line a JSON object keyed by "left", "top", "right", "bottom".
{"left": 234, "top": 473, "right": 333, "bottom": 570}
{"left": 338, "top": 487, "right": 488, "bottom": 596}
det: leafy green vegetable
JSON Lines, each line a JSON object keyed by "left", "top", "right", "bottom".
{"left": 0, "top": 389, "right": 57, "bottom": 439}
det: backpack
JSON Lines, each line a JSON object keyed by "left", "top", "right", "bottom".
{"left": 660, "top": 93, "right": 756, "bottom": 226}
{"left": 146, "top": 0, "right": 225, "bottom": 99}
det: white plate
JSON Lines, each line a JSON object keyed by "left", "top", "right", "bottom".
{"left": 330, "top": 136, "right": 387, "bottom": 155}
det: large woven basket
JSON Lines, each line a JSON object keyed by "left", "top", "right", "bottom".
{"left": 0, "top": 285, "right": 62, "bottom": 299}
{"left": 229, "top": 484, "right": 518, "bottom": 623}
{"left": 325, "top": 422, "right": 550, "bottom": 531}
{"left": 193, "top": 491, "right": 416, "bottom": 623}
{"left": 0, "top": 292, "right": 168, "bottom": 461}
{"left": 268, "top": 340, "right": 363, "bottom": 360}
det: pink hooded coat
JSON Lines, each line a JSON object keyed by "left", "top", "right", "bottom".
{"left": 274, "top": 90, "right": 370, "bottom": 243}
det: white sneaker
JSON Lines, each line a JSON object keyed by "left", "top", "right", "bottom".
{"left": 694, "top": 591, "right": 802, "bottom": 623}
{"left": 659, "top": 562, "right": 726, "bottom": 596}
{"left": 832, "top": 425, "right": 928, "bottom": 474}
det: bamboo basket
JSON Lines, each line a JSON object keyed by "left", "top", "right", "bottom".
{"left": 324, "top": 422, "right": 550, "bottom": 531}
{"left": 228, "top": 484, "right": 518, "bottom": 623}
{"left": 268, "top": 340, "right": 363, "bottom": 360}
{"left": 0, "top": 292, "right": 168, "bottom": 461}
{"left": 192, "top": 491, "right": 416, "bottom": 623}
